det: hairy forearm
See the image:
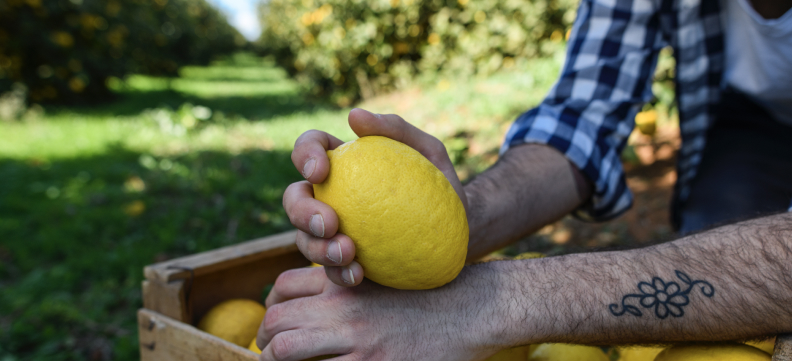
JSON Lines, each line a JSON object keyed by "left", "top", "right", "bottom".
{"left": 464, "top": 144, "right": 592, "bottom": 260}
{"left": 487, "top": 213, "right": 792, "bottom": 346}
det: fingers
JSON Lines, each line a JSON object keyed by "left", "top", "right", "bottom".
{"left": 258, "top": 290, "right": 321, "bottom": 347}
{"left": 259, "top": 329, "right": 349, "bottom": 361}
{"left": 295, "top": 231, "right": 364, "bottom": 287}
{"left": 265, "top": 267, "right": 327, "bottom": 308}
{"left": 347, "top": 108, "right": 467, "bottom": 205}
{"left": 292, "top": 130, "right": 346, "bottom": 184}
{"left": 283, "top": 181, "right": 339, "bottom": 238}
{"left": 324, "top": 261, "right": 365, "bottom": 287}
{"left": 296, "top": 231, "right": 357, "bottom": 267}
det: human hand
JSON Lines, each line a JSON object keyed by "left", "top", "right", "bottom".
{"left": 256, "top": 265, "right": 508, "bottom": 361}
{"left": 283, "top": 108, "right": 467, "bottom": 286}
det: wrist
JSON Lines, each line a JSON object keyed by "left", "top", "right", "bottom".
{"left": 460, "top": 261, "right": 550, "bottom": 350}
{"left": 464, "top": 185, "right": 489, "bottom": 260}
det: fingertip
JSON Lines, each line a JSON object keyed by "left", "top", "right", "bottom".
{"left": 330, "top": 234, "right": 356, "bottom": 266}
{"left": 325, "top": 261, "right": 364, "bottom": 287}
{"left": 346, "top": 261, "right": 364, "bottom": 286}
{"left": 348, "top": 108, "right": 382, "bottom": 137}
{"left": 292, "top": 130, "right": 342, "bottom": 184}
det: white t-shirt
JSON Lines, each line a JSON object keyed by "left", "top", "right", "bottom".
{"left": 722, "top": 0, "right": 792, "bottom": 126}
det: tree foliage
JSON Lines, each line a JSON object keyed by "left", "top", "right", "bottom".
{"left": 259, "top": 0, "right": 577, "bottom": 105}
{"left": 0, "top": 0, "right": 245, "bottom": 104}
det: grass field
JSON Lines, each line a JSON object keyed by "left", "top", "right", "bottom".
{"left": 0, "top": 52, "right": 572, "bottom": 360}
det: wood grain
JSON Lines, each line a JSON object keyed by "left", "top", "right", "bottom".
{"left": 142, "top": 279, "right": 189, "bottom": 323}
{"left": 190, "top": 250, "right": 310, "bottom": 324}
{"left": 138, "top": 308, "right": 257, "bottom": 361}
{"left": 144, "top": 230, "right": 299, "bottom": 283}
{"left": 773, "top": 334, "right": 792, "bottom": 361}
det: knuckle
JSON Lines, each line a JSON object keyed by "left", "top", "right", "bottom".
{"left": 387, "top": 113, "right": 406, "bottom": 123}
{"left": 430, "top": 138, "right": 446, "bottom": 154}
{"left": 263, "top": 305, "right": 282, "bottom": 332}
{"left": 270, "top": 334, "right": 297, "bottom": 361}
{"left": 273, "top": 271, "right": 295, "bottom": 291}
{"left": 294, "top": 232, "right": 308, "bottom": 251}
{"left": 282, "top": 183, "right": 299, "bottom": 212}
{"left": 295, "top": 129, "right": 320, "bottom": 146}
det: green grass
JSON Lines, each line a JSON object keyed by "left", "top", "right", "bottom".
{"left": 0, "top": 52, "right": 562, "bottom": 360}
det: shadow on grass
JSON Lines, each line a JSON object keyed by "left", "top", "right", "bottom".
{"left": 45, "top": 57, "right": 336, "bottom": 121}
{"left": 106, "top": 88, "right": 326, "bottom": 120}
{"left": 0, "top": 145, "right": 301, "bottom": 360}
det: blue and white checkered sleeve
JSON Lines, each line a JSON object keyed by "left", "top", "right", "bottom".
{"left": 501, "top": 0, "right": 669, "bottom": 221}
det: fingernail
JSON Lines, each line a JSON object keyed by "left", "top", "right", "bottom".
{"left": 309, "top": 214, "right": 324, "bottom": 237}
{"left": 342, "top": 267, "right": 355, "bottom": 285}
{"left": 302, "top": 158, "right": 316, "bottom": 179}
{"left": 327, "top": 240, "right": 343, "bottom": 264}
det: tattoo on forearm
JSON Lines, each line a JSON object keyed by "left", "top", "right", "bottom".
{"left": 609, "top": 270, "right": 714, "bottom": 319}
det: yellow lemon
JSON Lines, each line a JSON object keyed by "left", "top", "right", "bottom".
{"left": 249, "top": 337, "right": 333, "bottom": 360}
{"left": 528, "top": 343, "right": 609, "bottom": 361}
{"left": 635, "top": 110, "right": 657, "bottom": 136}
{"left": 514, "top": 252, "right": 545, "bottom": 260}
{"left": 314, "top": 136, "right": 468, "bottom": 290}
{"left": 249, "top": 338, "right": 262, "bottom": 353}
{"left": 198, "top": 299, "right": 266, "bottom": 347}
{"left": 485, "top": 345, "right": 536, "bottom": 361}
{"left": 745, "top": 338, "right": 775, "bottom": 355}
{"left": 654, "top": 343, "right": 771, "bottom": 361}
{"left": 616, "top": 346, "right": 665, "bottom": 361}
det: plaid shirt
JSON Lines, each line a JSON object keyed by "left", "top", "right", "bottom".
{"left": 502, "top": 0, "right": 725, "bottom": 222}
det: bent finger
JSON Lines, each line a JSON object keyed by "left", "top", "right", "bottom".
{"left": 265, "top": 267, "right": 327, "bottom": 308}
{"left": 296, "top": 231, "right": 356, "bottom": 267}
{"left": 259, "top": 329, "right": 349, "bottom": 361}
{"left": 324, "top": 261, "right": 364, "bottom": 287}
{"left": 283, "top": 181, "right": 339, "bottom": 238}
{"left": 292, "top": 130, "right": 346, "bottom": 184}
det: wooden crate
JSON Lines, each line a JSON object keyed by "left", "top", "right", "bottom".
{"left": 138, "top": 230, "right": 307, "bottom": 360}
{"left": 137, "top": 230, "right": 792, "bottom": 360}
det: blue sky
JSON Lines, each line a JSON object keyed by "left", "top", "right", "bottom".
{"left": 206, "top": 0, "right": 262, "bottom": 41}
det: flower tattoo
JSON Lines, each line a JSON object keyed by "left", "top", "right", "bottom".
{"left": 609, "top": 270, "right": 714, "bottom": 319}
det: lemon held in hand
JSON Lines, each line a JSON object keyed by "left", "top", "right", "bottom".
{"left": 198, "top": 299, "right": 266, "bottom": 347}
{"left": 314, "top": 136, "right": 468, "bottom": 290}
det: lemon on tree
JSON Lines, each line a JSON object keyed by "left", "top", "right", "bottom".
{"left": 314, "top": 136, "right": 468, "bottom": 290}
{"left": 654, "top": 343, "right": 771, "bottom": 361}
{"left": 198, "top": 299, "right": 266, "bottom": 347}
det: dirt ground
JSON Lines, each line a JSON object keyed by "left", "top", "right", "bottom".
{"left": 506, "top": 125, "right": 682, "bottom": 257}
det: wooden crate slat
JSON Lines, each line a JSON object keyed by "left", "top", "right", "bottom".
{"left": 144, "top": 230, "right": 298, "bottom": 283}
{"left": 773, "top": 334, "right": 792, "bottom": 361}
{"left": 138, "top": 308, "right": 257, "bottom": 361}
{"left": 189, "top": 250, "right": 311, "bottom": 324}
{"left": 142, "top": 279, "right": 189, "bottom": 323}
